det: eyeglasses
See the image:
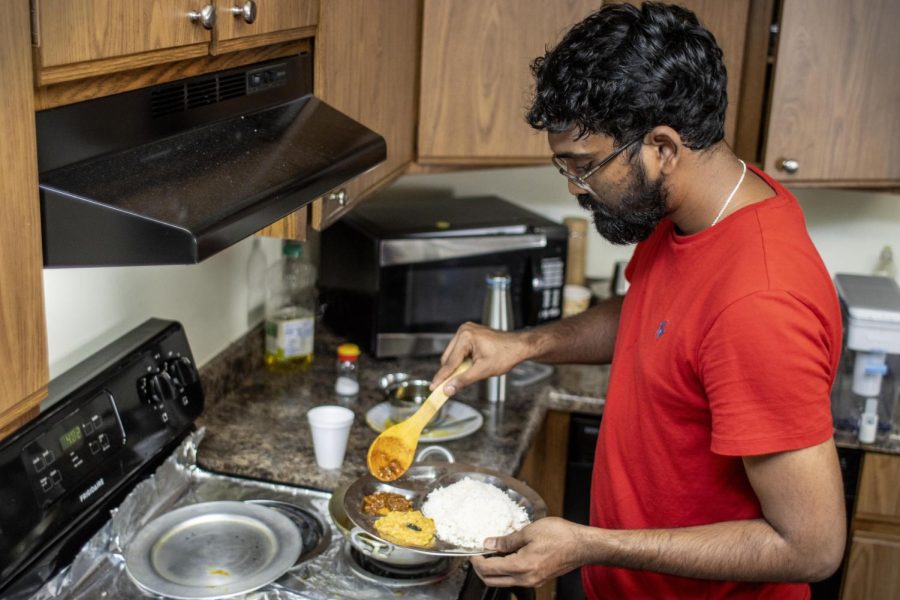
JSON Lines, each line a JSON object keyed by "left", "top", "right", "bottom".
{"left": 552, "top": 137, "right": 643, "bottom": 198}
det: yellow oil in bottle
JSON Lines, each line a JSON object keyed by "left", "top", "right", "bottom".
{"left": 264, "top": 351, "right": 314, "bottom": 372}
{"left": 263, "top": 241, "right": 316, "bottom": 372}
{"left": 264, "top": 307, "right": 315, "bottom": 372}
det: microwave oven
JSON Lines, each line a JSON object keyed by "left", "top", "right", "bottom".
{"left": 319, "top": 195, "right": 568, "bottom": 358}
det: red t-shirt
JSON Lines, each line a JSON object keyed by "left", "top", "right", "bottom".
{"left": 582, "top": 166, "right": 841, "bottom": 599}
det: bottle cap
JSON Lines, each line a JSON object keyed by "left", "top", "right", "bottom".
{"left": 283, "top": 240, "right": 303, "bottom": 258}
{"left": 485, "top": 273, "right": 511, "bottom": 288}
{"left": 337, "top": 343, "right": 360, "bottom": 361}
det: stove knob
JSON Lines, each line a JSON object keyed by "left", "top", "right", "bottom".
{"left": 165, "top": 356, "right": 198, "bottom": 387}
{"left": 151, "top": 371, "right": 178, "bottom": 403}
{"left": 138, "top": 375, "right": 162, "bottom": 407}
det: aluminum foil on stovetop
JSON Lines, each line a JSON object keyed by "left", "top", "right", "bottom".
{"left": 29, "top": 430, "right": 466, "bottom": 600}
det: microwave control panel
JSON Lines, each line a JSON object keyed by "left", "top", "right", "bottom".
{"left": 533, "top": 257, "right": 564, "bottom": 321}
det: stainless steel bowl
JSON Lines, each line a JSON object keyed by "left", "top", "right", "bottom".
{"left": 328, "top": 448, "right": 455, "bottom": 567}
{"left": 385, "top": 379, "right": 448, "bottom": 425}
{"left": 378, "top": 372, "right": 411, "bottom": 393}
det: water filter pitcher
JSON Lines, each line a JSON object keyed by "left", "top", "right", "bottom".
{"left": 831, "top": 274, "right": 900, "bottom": 442}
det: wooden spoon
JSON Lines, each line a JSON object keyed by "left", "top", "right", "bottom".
{"left": 367, "top": 360, "right": 472, "bottom": 482}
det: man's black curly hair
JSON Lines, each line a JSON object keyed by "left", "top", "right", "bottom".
{"left": 527, "top": 2, "right": 727, "bottom": 151}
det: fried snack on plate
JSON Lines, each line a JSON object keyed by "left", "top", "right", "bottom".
{"left": 373, "top": 509, "right": 435, "bottom": 547}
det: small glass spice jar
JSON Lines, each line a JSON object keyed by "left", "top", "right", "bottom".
{"left": 335, "top": 343, "right": 360, "bottom": 397}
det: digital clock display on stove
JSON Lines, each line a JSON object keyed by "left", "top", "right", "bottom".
{"left": 59, "top": 425, "right": 83, "bottom": 452}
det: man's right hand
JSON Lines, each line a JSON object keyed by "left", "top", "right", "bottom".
{"left": 430, "top": 322, "right": 532, "bottom": 396}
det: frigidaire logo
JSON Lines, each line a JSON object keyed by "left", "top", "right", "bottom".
{"left": 78, "top": 478, "right": 105, "bottom": 503}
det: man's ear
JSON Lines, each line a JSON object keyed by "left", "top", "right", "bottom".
{"left": 643, "top": 125, "right": 683, "bottom": 176}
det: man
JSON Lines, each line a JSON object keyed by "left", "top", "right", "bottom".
{"left": 431, "top": 3, "right": 846, "bottom": 598}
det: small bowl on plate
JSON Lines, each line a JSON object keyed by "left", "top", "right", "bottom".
{"left": 378, "top": 372, "right": 411, "bottom": 393}
{"left": 384, "top": 379, "right": 448, "bottom": 426}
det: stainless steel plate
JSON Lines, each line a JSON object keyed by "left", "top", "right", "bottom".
{"left": 245, "top": 499, "right": 331, "bottom": 565}
{"left": 124, "top": 500, "right": 302, "bottom": 599}
{"left": 344, "top": 463, "right": 547, "bottom": 556}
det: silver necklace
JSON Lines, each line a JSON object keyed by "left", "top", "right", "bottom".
{"left": 711, "top": 159, "right": 747, "bottom": 227}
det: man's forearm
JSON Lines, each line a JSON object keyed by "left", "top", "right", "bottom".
{"left": 521, "top": 296, "right": 623, "bottom": 365}
{"left": 579, "top": 518, "right": 834, "bottom": 583}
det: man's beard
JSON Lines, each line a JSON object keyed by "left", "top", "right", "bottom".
{"left": 577, "top": 162, "right": 668, "bottom": 245}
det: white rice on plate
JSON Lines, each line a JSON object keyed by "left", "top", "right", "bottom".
{"left": 421, "top": 477, "right": 530, "bottom": 548}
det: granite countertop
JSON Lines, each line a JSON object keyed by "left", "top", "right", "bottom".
{"left": 196, "top": 329, "right": 608, "bottom": 491}
{"left": 196, "top": 327, "right": 900, "bottom": 492}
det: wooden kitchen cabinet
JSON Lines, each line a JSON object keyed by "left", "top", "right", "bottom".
{"left": 416, "top": 0, "right": 749, "bottom": 167}
{"left": 263, "top": 0, "right": 421, "bottom": 235}
{"left": 676, "top": 0, "right": 751, "bottom": 148}
{"left": 0, "top": 1, "right": 49, "bottom": 439}
{"left": 841, "top": 452, "right": 900, "bottom": 599}
{"left": 740, "top": 0, "right": 900, "bottom": 186}
{"left": 417, "top": 0, "right": 597, "bottom": 166}
{"left": 211, "top": 0, "right": 318, "bottom": 55}
{"left": 32, "top": 0, "right": 214, "bottom": 85}
{"left": 842, "top": 531, "right": 900, "bottom": 600}
{"left": 517, "top": 410, "right": 571, "bottom": 600}
{"left": 854, "top": 452, "right": 900, "bottom": 525}
{"left": 31, "top": 0, "right": 319, "bottom": 86}
{"left": 310, "top": 0, "right": 420, "bottom": 231}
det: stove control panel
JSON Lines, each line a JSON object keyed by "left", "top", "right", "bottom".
{"left": 0, "top": 319, "right": 204, "bottom": 591}
{"left": 138, "top": 352, "right": 200, "bottom": 424}
{"left": 22, "top": 391, "right": 125, "bottom": 507}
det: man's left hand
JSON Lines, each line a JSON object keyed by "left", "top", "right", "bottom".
{"left": 470, "top": 517, "right": 587, "bottom": 588}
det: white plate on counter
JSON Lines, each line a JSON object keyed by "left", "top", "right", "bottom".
{"left": 365, "top": 400, "right": 483, "bottom": 442}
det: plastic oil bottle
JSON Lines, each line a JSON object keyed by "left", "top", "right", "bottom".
{"left": 265, "top": 240, "right": 317, "bottom": 371}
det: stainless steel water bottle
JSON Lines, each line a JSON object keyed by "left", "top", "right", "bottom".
{"left": 482, "top": 273, "right": 513, "bottom": 402}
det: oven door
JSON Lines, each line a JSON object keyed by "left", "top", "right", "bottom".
{"left": 374, "top": 234, "right": 565, "bottom": 356}
{"left": 374, "top": 235, "right": 550, "bottom": 358}
{"left": 376, "top": 259, "right": 525, "bottom": 357}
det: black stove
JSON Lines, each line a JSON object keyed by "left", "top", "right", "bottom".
{"left": 345, "top": 543, "right": 455, "bottom": 587}
{"left": 0, "top": 319, "right": 475, "bottom": 599}
{"left": 0, "top": 319, "right": 203, "bottom": 598}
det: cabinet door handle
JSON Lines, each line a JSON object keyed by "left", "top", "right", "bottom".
{"left": 329, "top": 189, "right": 349, "bottom": 207}
{"left": 230, "top": 0, "right": 257, "bottom": 24}
{"left": 188, "top": 5, "right": 216, "bottom": 29}
{"left": 779, "top": 158, "right": 800, "bottom": 174}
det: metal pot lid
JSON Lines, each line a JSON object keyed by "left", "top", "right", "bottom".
{"left": 124, "top": 500, "right": 302, "bottom": 599}
{"left": 344, "top": 462, "right": 547, "bottom": 557}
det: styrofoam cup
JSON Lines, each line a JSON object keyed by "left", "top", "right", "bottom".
{"left": 563, "top": 284, "right": 592, "bottom": 317}
{"left": 307, "top": 405, "right": 355, "bottom": 470}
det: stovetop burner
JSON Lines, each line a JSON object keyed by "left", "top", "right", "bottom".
{"left": 246, "top": 499, "right": 331, "bottom": 566}
{"left": 343, "top": 542, "right": 458, "bottom": 588}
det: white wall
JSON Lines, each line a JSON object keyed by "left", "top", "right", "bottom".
{"left": 43, "top": 236, "right": 283, "bottom": 378}
{"left": 42, "top": 166, "right": 900, "bottom": 378}
{"left": 794, "top": 187, "right": 900, "bottom": 278}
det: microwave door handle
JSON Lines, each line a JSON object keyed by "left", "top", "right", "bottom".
{"left": 380, "top": 235, "right": 548, "bottom": 266}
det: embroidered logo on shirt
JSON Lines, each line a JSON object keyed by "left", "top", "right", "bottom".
{"left": 655, "top": 320, "right": 668, "bottom": 339}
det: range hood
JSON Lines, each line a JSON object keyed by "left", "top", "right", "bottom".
{"left": 35, "top": 53, "right": 386, "bottom": 267}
